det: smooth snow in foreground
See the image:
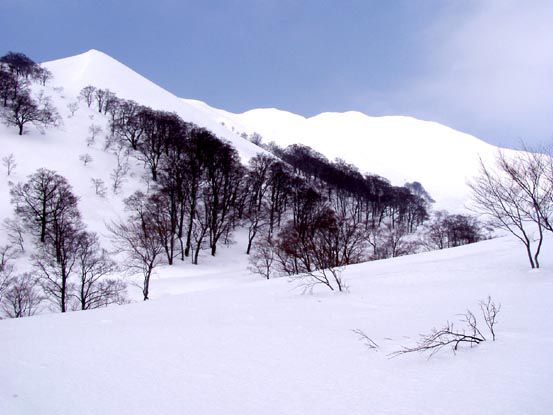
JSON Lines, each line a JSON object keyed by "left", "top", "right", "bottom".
{"left": 1, "top": 235, "right": 552, "bottom": 415}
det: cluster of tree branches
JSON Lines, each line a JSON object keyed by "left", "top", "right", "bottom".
{"left": 248, "top": 144, "right": 435, "bottom": 290}
{"left": 1, "top": 168, "right": 126, "bottom": 318}
{"left": 0, "top": 52, "right": 59, "bottom": 135}
{"left": 422, "top": 210, "right": 488, "bottom": 251}
{"left": 470, "top": 149, "right": 553, "bottom": 268}
{"left": 354, "top": 296, "right": 501, "bottom": 358}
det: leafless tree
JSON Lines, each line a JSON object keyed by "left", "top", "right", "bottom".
{"left": 10, "top": 168, "right": 80, "bottom": 244}
{"left": 1, "top": 273, "right": 44, "bottom": 318}
{"left": 1, "top": 89, "right": 60, "bottom": 135}
{"left": 248, "top": 132, "right": 263, "bottom": 146}
{"left": 191, "top": 204, "right": 210, "bottom": 265}
{"left": 91, "top": 178, "right": 107, "bottom": 198}
{"left": 79, "top": 85, "right": 96, "bottom": 108}
{"left": 67, "top": 101, "right": 79, "bottom": 117}
{"left": 109, "top": 200, "right": 164, "bottom": 301}
{"left": 33, "top": 207, "right": 83, "bottom": 313}
{"left": 498, "top": 148, "right": 553, "bottom": 233}
{"left": 111, "top": 145, "right": 130, "bottom": 194}
{"left": 87, "top": 124, "right": 102, "bottom": 146}
{"left": 248, "top": 234, "right": 276, "bottom": 279}
{"left": 244, "top": 154, "right": 273, "bottom": 254}
{"left": 34, "top": 67, "right": 52, "bottom": 86}
{"left": 480, "top": 296, "right": 501, "bottom": 341}
{"left": 2, "top": 153, "right": 16, "bottom": 176}
{"left": 3, "top": 218, "right": 25, "bottom": 253}
{"left": 94, "top": 88, "right": 106, "bottom": 113}
{"left": 73, "top": 232, "right": 125, "bottom": 310}
{"left": 79, "top": 153, "right": 93, "bottom": 166}
{"left": 0, "top": 244, "right": 16, "bottom": 302}
{"left": 469, "top": 152, "right": 548, "bottom": 269}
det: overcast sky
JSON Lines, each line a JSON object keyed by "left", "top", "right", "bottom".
{"left": 1, "top": 0, "right": 552, "bottom": 149}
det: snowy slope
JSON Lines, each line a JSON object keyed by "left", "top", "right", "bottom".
{"left": 1, "top": 235, "right": 552, "bottom": 415}
{"left": 204, "top": 107, "right": 508, "bottom": 211}
{"left": 43, "top": 50, "right": 265, "bottom": 163}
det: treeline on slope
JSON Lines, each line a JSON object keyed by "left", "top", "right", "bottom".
{"left": 0, "top": 55, "right": 486, "bottom": 316}
{"left": 75, "top": 85, "right": 485, "bottom": 295}
{"left": 0, "top": 52, "right": 60, "bottom": 135}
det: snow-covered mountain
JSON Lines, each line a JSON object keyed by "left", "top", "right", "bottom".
{"left": 42, "top": 49, "right": 508, "bottom": 211}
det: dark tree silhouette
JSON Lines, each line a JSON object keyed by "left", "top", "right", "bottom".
{"left": 2, "top": 90, "right": 59, "bottom": 135}
{"left": 11, "top": 168, "right": 80, "bottom": 244}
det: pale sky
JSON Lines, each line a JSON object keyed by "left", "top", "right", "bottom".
{"left": 2, "top": 0, "right": 552, "bottom": 149}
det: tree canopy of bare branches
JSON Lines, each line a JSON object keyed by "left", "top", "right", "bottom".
{"left": 469, "top": 150, "right": 553, "bottom": 268}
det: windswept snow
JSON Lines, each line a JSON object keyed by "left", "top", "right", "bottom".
{"left": 1, "top": 235, "right": 552, "bottom": 415}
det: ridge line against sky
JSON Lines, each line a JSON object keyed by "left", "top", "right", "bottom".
{"left": 1, "top": 0, "right": 552, "bottom": 149}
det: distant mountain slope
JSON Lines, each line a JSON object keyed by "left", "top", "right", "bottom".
{"left": 203, "top": 107, "right": 505, "bottom": 211}
{"left": 43, "top": 49, "right": 264, "bottom": 163}
{"left": 39, "top": 49, "right": 512, "bottom": 210}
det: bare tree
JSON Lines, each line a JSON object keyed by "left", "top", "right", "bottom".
{"left": 1, "top": 273, "right": 44, "bottom": 318}
{"left": 91, "top": 178, "right": 107, "bottom": 198}
{"left": 87, "top": 124, "right": 102, "bottom": 146}
{"left": 2, "top": 153, "right": 16, "bottom": 176}
{"left": 94, "top": 88, "right": 106, "bottom": 113}
{"left": 248, "top": 234, "right": 276, "bottom": 279}
{"left": 0, "top": 244, "right": 16, "bottom": 302}
{"left": 1, "top": 89, "right": 59, "bottom": 135}
{"left": 109, "top": 219, "right": 163, "bottom": 301}
{"left": 34, "top": 67, "right": 52, "bottom": 86}
{"left": 109, "top": 195, "right": 164, "bottom": 300}
{"left": 497, "top": 149, "right": 553, "bottom": 233}
{"left": 248, "top": 132, "right": 263, "bottom": 146}
{"left": 3, "top": 218, "right": 25, "bottom": 253}
{"left": 110, "top": 99, "right": 145, "bottom": 150}
{"left": 67, "top": 101, "right": 79, "bottom": 117}
{"left": 111, "top": 144, "right": 129, "bottom": 194}
{"left": 79, "top": 153, "right": 93, "bottom": 166}
{"left": 244, "top": 154, "right": 273, "bottom": 254}
{"left": 469, "top": 153, "right": 547, "bottom": 269}
{"left": 191, "top": 204, "right": 210, "bottom": 265}
{"left": 79, "top": 86, "right": 96, "bottom": 108}
{"left": 480, "top": 296, "right": 501, "bottom": 341}
{"left": 10, "top": 168, "right": 79, "bottom": 244}
{"left": 74, "top": 232, "right": 125, "bottom": 310}
{"left": 33, "top": 231, "right": 78, "bottom": 313}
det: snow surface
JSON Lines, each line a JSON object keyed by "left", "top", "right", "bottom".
{"left": 1, "top": 235, "right": 552, "bottom": 414}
